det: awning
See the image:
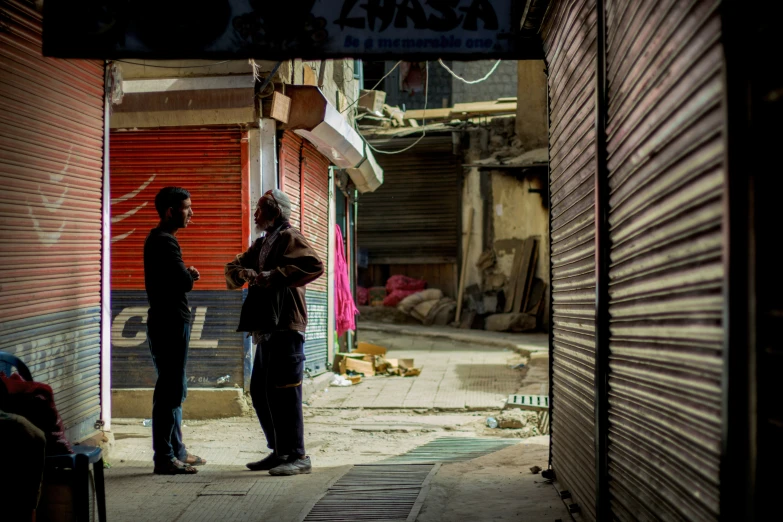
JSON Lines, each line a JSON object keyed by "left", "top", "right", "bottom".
{"left": 283, "top": 86, "right": 383, "bottom": 193}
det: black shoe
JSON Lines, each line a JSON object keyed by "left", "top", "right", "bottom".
{"left": 247, "top": 453, "right": 288, "bottom": 471}
{"left": 269, "top": 456, "right": 312, "bottom": 476}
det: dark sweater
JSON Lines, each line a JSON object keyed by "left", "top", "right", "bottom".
{"left": 144, "top": 228, "right": 193, "bottom": 323}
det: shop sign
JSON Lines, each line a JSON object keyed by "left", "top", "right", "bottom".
{"left": 44, "top": 0, "right": 529, "bottom": 59}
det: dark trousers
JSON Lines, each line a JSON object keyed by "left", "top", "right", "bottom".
{"left": 147, "top": 317, "right": 190, "bottom": 464}
{"left": 250, "top": 331, "right": 306, "bottom": 457}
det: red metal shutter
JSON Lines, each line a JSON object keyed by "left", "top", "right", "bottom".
{"left": 542, "top": 0, "right": 599, "bottom": 520}
{"left": 604, "top": 0, "right": 725, "bottom": 519}
{"left": 109, "top": 128, "right": 247, "bottom": 388}
{"left": 110, "top": 129, "right": 244, "bottom": 290}
{"left": 279, "top": 132, "right": 329, "bottom": 375}
{"left": 0, "top": 0, "right": 105, "bottom": 442}
{"left": 301, "top": 141, "right": 329, "bottom": 294}
{"left": 300, "top": 141, "right": 330, "bottom": 375}
{"left": 279, "top": 131, "right": 303, "bottom": 229}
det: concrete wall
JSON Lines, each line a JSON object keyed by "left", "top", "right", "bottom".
{"left": 462, "top": 168, "right": 485, "bottom": 291}
{"left": 460, "top": 115, "right": 550, "bottom": 329}
{"left": 516, "top": 61, "right": 548, "bottom": 149}
{"left": 117, "top": 59, "right": 264, "bottom": 79}
{"left": 450, "top": 60, "right": 518, "bottom": 104}
{"left": 279, "top": 59, "right": 360, "bottom": 118}
{"left": 462, "top": 131, "right": 486, "bottom": 291}
{"left": 491, "top": 172, "right": 550, "bottom": 327}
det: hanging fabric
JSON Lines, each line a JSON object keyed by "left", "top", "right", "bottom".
{"left": 334, "top": 224, "right": 358, "bottom": 337}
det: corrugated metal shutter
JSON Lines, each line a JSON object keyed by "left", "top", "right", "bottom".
{"left": 301, "top": 141, "right": 329, "bottom": 294}
{"left": 542, "top": 0, "right": 598, "bottom": 519}
{"left": 301, "top": 141, "right": 330, "bottom": 375}
{"left": 358, "top": 136, "right": 459, "bottom": 263}
{"left": 279, "top": 131, "right": 329, "bottom": 375}
{"left": 604, "top": 0, "right": 724, "bottom": 519}
{"left": 110, "top": 128, "right": 247, "bottom": 388}
{"left": 0, "top": 0, "right": 105, "bottom": 442}
{"left": 280, "top": 131, "right": 303, "bottom": 229}
{"left": 304, "top": 291, "right": 328, "bottom": 376}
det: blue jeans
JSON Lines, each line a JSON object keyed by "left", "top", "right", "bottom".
{"left": 147, "top": 317, "right": 190, "bottom": 465}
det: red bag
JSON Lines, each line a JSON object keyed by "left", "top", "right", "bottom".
{"left": 357, "top": 286, "right": 369, "bottom": 306}
{"left": 1, "top": 372, "right": 73, "bottom": 455}
{"left": 386, "top": 275, "right": 427, "bottom": 293}
{"left": 383, "top": 289, "right": 419, "bottom": 307}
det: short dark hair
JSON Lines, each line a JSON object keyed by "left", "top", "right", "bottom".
{"left": 154, "top": 187, "right": 190, "bottom": 219}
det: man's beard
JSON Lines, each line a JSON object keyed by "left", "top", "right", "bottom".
{"left": 255, "top": 219, "right": 271, "bottom": 234}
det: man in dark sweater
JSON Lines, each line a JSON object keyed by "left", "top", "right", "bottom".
{"left": 144, "top": 187, "right": 206, "bottom": 475}
{"left": 225, "top": 189, "right": 324, "bottom": 476}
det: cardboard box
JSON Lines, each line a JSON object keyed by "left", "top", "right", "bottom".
{"left": 269, "top": 91, "right": 291, "bottom": 123}
{"left": 398, "top": 358, "right": 415, "bottom": 370}
{"left": 345, "top": 357, "right": 375, "bottom": 376}
{"left": 359, "top": 89, "right": 386, "bottom": 114}
{"left": 356, "top": 342, "right": 387, "bottom": 356}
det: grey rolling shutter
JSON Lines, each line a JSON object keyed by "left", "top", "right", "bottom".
{"left": 604, "top": 0, "right": 725, "bottom": 519}
{"left": 543, "top": 0, "right": 599, "bottom": 520}
{"left": 359, "top": 136, "right": 459, "bottom": 264}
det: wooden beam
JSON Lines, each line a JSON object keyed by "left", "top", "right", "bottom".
{"left": 404, "top": 108, "right": 452, "bottom": 120}
{"left": 455, "top": 208, "right": 474, "bottom": 323}
{"left": 512, "top": 239, "right": 537, "bottom": 314}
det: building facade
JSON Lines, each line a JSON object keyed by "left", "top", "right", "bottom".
{"left": 108, "top": 59, "right": 381, "bottom": 416}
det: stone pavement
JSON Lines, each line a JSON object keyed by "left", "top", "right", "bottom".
{"left": 358, "top": 321, "right": 549, "bottom": 354}
{"left": 102, "top": 417, "right": 569, "bottom": 522}
{"left": 309, "top": 330, "right": 540, "bottom": 410}
{"left": 104, "top": 418, "right": 350, "bottom": 522}
{"left": 99, "top": 328, "right": 557, "bottom": 521}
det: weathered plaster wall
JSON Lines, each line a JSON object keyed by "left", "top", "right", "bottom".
{"left": 280, "top": 59, "right": 359, "bottom": 116}
{"left": 491, "top": 172, "right": 550, "bottom": 327}
{"left": 461, "top": 115, "right": 550, "bottom": 329}
{"left": 516, "top": 60, "right": 548, "bottom": 149}
{"left": 491, "top": 173, "right": 549, "bottom": 283}
{"left": 462, "top": 167, "right": 485, "bottom": 291}
{"left": 117, "top": 59, "right": 263, "bottom": 79}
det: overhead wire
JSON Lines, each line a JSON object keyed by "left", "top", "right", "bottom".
{"left": 438, "top": 58, "right": 502, "bottom": 84}
{"left": 358, "top": 61, "right": 429, "bottom": 155}
{"left": 341, "top": 60, "right": 402, "bottom": 114}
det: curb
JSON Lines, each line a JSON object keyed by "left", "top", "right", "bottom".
{"left": 358, "top": 323, "right": 548, "bottom": 357}
{"left": 303, "top": 371, "right": 334, "bottom": 403}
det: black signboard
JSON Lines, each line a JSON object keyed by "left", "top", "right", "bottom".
{"left": 43, "top": 0, "right": 540, "bottom": 60}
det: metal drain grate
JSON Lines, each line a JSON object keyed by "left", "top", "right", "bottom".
{"left": 304, "top": 463, "right": 437, "bottom": 522}
{"left": 383, "top": 437, "right": 520, "bottom": 464}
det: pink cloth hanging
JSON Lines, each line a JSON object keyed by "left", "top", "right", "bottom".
{"left": 335, "top": 224, "right": 359, "bottom": 337}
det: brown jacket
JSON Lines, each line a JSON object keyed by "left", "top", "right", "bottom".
{"left": 225, "top": 225, "right": 324, "bottom": 334}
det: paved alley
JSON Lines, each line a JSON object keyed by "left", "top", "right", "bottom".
{"left": 310, "top": 329, "right": 546, "bottom": 410}
{"left": 99, "top": 330, "right": 566, "bottom": 521}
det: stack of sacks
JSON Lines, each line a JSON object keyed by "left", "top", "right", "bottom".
{"left": 397, "top": 289, "right": 457, "bottom": 326}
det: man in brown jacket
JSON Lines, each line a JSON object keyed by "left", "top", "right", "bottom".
{"left": 226, "top": 189, "right": 323, "bottom": 476}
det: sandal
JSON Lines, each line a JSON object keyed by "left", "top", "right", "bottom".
{"left": 184, "top": 454, "right": 207, "bottom": 466}
{"left": 154, "top": 459, "right": 198, "bottom": 475}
